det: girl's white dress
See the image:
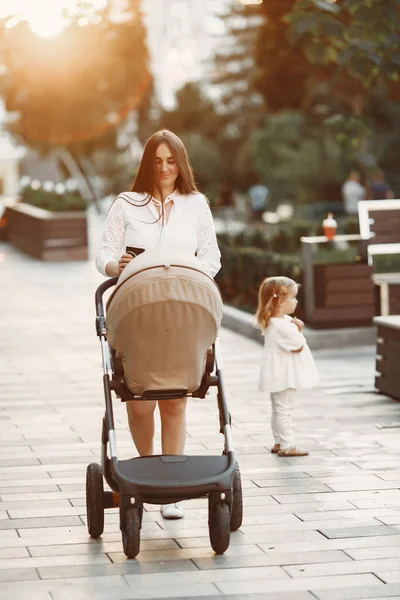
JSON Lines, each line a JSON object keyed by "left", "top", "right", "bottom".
{"left": 258, "top": 316, "right": 319, "bottom": 393}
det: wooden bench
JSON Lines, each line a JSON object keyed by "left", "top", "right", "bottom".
{"left": 374, "top": 315, "right": 400, "bottom": 401}
{"left": 358, "top": 199, "right": 400, "bottom": 265}
{"left": 373, "top": 273, "right": 400, "bottom": 316}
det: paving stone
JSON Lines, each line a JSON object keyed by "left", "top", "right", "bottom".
{"left": 53, "top": 583, "right": 221, "bottom": 599}
{"left": 17, "top": 526, "right": 88, "bottom": 538}
{"left": 312, "top": 583, "right": 400, "bottom": 599}
{"left": 0, "top": 575, "right": 131, "bottom": 597}
{"left": 0, "top": 500, "right": 83, "bottom": 511}
{"left": 376, "top": 572, "right": 400, "bottom": 584}
{"left": 216, "top": 574, "right": 382, "bottom": 595}
{"left": 124, "top": 566, "right": 289, "bottom": 587}
{"left": 0, "top": 546, "right": 30, "bottom": 559}
{"left": 193, "top": 550, "right": 350, "bottom": 571}
{"left": 319, "top": 526, "right": 400, "bottom": 539}
{"left": 0, "top": 533, "right": 98, "bottom": 549}
{"left": 176, "top": 530, "right": 327, "bottom": 549}
{"left": 38, "top": 560, "right": 199, "bottom": 579}
{"left": 0, "top": 553, "right": 112, "bottom": 572}
{"left": 8, "top": 507, "right": 84, "bottom": 519}
{"left": 124, "top": 595, "right": 315, "bottom": 600}
{"left": 109, "top": 543, "right": 263, "bottom": 563}
{"left": 376, "top": 516, "right": 400, "bottom": 525}
{"left": 0, "top": 567, "right": 39, "bottom": 582}
{"left": 326, "top": 481, "right": 400, "bottom": 492}
{"left": 345, "top": 546, "right": 400, "bottom": 560}
{"left": 284, "top": 557, "right": 400, "bottom": 578}
{"left": 257, "top": 534, "right": 400, "bottom": 555}
{"left": 0, "top": 516, "right": 82, "bottom": 530}
{"left": 295, "top": 509, "right": 400, "bottom": 522}
{"left": 29, "top": 539, "right": 180, "bottom": 557}
{"left": 0, "top": 485, "right": 61, "bottom": 494}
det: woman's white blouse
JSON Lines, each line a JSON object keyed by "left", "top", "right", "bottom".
{"left": 258, "top": 316, "right": 319, "bottom": 393}
{"left": 95, "top": 191, "right": 221, "bottom": 278}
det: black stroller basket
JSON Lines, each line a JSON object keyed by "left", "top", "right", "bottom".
{"left": 86, "top": 277, "right": 243, "bottom": 558}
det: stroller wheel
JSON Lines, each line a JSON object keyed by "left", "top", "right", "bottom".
{"left": 86, "top": 463, "right": 104, "bottom": 538}
{"left": 230, "top": 462, "right": 243, "bottom": 531}
{"left": 208, "top": 496, "right": 230, "bottom": 555}
{"left": 121, "top": 506, "right": 141, "bottom": 559}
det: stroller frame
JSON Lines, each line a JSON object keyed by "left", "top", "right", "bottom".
{"left": 86, "top": 277, "right": 243, "bottom": 558}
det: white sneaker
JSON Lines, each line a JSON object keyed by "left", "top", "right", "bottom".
{"left": 160, "top": 503, "right": 184, "bottom": 519}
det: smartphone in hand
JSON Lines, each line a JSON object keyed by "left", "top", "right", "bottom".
{"left": 126, "top": 246, "right": 145, "bottom": 257}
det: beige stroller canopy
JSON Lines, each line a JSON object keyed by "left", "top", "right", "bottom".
{"left": 106, "top": 248, "right": 223, "bottom": 395}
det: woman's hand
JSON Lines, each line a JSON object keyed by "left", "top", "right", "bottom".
{"left": 118, "top": 253, "right": 133, "bottom": 275}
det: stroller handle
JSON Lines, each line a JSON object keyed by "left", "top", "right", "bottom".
{"left": 95, "top": 277, "right": 118, "bottom": 314}
{"left": 95, "top": 277, "right": 118, "bottom": 337}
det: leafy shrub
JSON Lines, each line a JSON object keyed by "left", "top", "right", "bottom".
{"left": 22, "top": 187, "right": 87, "bottom": 212}
{"left": 216, "top": 241, "right": 304, "bottom": 315}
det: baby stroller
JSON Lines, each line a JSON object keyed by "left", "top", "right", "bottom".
{"left": 87, "top": 248, "right": 243, "bottom": 559}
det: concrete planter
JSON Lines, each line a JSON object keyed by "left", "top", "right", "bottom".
{"left": 7, "top": 202, "right": 88, "bottom": 261}
{"left": 301, "top": 235, "right": 375, "bottom": 329}
{"left": 310, "top": 262, "right": 375, "bottom": 328}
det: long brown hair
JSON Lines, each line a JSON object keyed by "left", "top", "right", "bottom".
{"left": 130, "top": 130, "right": 198, "bottom": 200}
{"left": 256, "top": 276, "right": 298, "bottom": 332}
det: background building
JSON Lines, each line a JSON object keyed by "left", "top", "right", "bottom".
{"left": 142, "top": 0, "right": 231, "bottom": 108}
{"left": 0, "top": 100, "right": 23, "bottom": 199}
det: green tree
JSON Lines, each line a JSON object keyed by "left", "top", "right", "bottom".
{"left": 158, "top": 83, "right": 229, "bottom": 197}
{"left": 255, "top": 0, "right": 400, "bottom": 114}
{"left": 212, "top": 0, "right": 264, "bottom": 135}
{"left": 0, "top": 0, "right": 151, "bottom": 206}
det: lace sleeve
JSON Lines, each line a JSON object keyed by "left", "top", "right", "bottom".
{"left": 196, "top": 194, "right": 221, "bottom": 278}
{"left": 95, "top": 196, "right": 126, "bottom": 276}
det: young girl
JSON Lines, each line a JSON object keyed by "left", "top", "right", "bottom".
{"left": 256, "top": 276, "right": 319, "bottom": 457}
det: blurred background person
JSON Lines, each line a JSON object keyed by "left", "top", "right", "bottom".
{"left": 216, "top": 179, "right": 236, "bottom": 231}
{"left": 341, "top": 170, "right": 366, "bottom": 215}
{"left": 370, "top": 170, "right": 394, "bottom": 200}
{"left": 249, "top": 179, "right": 269, "bottom": 222}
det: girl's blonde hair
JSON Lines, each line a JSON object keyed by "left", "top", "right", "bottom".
{"left": 256, "top": 276, "right": 298, "bottom": 331}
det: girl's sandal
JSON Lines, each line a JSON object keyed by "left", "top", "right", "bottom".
{"left": 278, "top": 447, "right": 309, "bottom": 457}
{"left": 271, "top": 444, "right": 281, "bottom": 454}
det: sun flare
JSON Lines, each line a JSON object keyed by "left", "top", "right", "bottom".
{"left": 0, "top": 0, "right": 107, "bottom": 38}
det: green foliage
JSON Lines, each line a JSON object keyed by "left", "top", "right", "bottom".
{"left": 215, "top": 220, "right": 377, "bottom": 314}
{"left": 373, "top": 254, "right": 400, "bottom": 273}
{"left": 215, "top": 241, "right": 303, "bottom": 314}
{"left": 365, "top": 89, "right": 400, "bottom": 194}
{"left": 248, "top": 111, "right": 346, "bottom": 203}
{"left": 157, "top": 83, "right": 235, "bottom": 193}
{"left": 212, "top": 2, "right": 264, "bottom": 134}
{"left": 180, "top": 133, "right": 223, "bottom": 198}
{"left": 209, "top": 0, "right": 400, "bottom": 202}
{"left": 22, "top": 187, "right": 87, "bottom": 212}
{"left": 255, "top": 0, "right": 400, "bottom": 112}
{"left": 159, "top": 83, "right": 227, "bottom": 145}
{"left": 217, "top": 219, "right": 320, "bottom": 253}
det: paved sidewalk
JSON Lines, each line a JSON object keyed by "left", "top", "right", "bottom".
{"left": 1, "top": 214, "right": 400, "bottom": 600}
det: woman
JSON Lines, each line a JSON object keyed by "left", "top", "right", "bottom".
{"left": 95, "top": 130, "right": 221, "bottom": 519}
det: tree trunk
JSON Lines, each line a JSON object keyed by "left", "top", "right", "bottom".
{"left": 54, "top": 147, "right": 101, "bottom": 213}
